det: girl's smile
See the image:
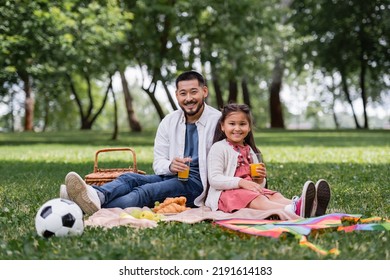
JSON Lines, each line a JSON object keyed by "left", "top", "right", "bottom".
{"left": 221, "top": 111, "right": 251, "bottom": 145}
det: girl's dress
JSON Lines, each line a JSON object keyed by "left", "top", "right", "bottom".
{"left": 218, "top": 142, "right": 277, "bottom": 213}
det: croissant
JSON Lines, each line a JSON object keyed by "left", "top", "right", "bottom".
{"left": 153, "top": 196, "right": 187, "bottom": 212}
{"left": 162, "top": 197, "right": 186, "bottom": 206}
{"left": 155, "top": 202, "right": 190, "bottom": 214}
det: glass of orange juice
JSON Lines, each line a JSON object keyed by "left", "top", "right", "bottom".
{"left": 178, "top": 157, "right": 191, "bottom": 181}
{"left": 250, "top": 153, "right": 263, "bottom": 179}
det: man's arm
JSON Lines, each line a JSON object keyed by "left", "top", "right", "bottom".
{"left": 152, "top": 118, "right": 175, "bottom": 175}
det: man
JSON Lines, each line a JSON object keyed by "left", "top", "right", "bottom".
{"left": 61, "top": 70, "right": 221, "bottom": 215}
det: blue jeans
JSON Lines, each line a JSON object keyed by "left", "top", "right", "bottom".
{"left": 92, "top": 173, "right": 203, "bottom": 208}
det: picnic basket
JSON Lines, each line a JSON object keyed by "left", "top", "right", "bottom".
{"left": 84, "top": 147, "right": 146, "bottom": 186}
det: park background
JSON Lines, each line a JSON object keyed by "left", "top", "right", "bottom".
{"left": 1, "top": 0, "right": 389, "bottom": 133}
{"left": 0, "top": 0, "right": 389, "bottom": 260}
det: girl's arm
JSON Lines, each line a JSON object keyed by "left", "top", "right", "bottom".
{"left": 239, "top": 178, "right": 267, "bottom": 193}
{"left": 208, "top": 144, "right": 241, "bottom": 190}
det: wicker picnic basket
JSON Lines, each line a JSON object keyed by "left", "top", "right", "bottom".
{"left": 84, "top": 147, "right": 146, "bottom": 186}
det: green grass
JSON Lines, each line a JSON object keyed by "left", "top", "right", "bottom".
{"left": 0, "top": 130, "right": 389, "bottom": 260}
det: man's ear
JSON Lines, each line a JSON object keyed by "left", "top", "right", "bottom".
{"left": 202, "top": 86, "right": 209, "bottom": 98}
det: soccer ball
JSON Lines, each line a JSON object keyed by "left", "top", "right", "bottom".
{"left": 35, "top": 198, "right": 84, "bottom": 238}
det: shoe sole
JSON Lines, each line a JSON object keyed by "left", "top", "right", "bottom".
{"left": 65, "top": 172, "right": 99, "bottom": 215}
{"left": 300, "top": 181, "right": 316, "bottom": 218}
{"left": 315, "top": 179, "right": 331, "bottom": 216}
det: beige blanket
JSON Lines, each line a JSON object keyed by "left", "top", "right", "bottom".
{"left": 85, "top": 206, "right": 300, "bottom": 229}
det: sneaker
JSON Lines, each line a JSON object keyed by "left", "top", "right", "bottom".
{"left": 65, "top": 171, "right": 101, "bottom": 215}
{"left": 285, "top": 181, "right": 315, "bottom": 217}
{"left": 59, "top": 184, "right": 70, "bottom": 200}
{"left": 311, "top": 179, "right": 331, "bottom": 216}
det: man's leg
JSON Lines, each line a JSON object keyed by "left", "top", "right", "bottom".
{"left": 65, "top": 172, "right": 102, "bottom": 215}
{"left": 104, "top": 176, "right": 203, "bottom": 208}
{"left": 65, "top": 172, "right": 163, "bottom": 214}
{"left": 95, "top": 173, "right": 163, "bottom": 205}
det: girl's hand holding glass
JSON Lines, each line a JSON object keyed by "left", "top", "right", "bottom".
{"left": 253, "top": 163, "right": 266, "bottom": 183}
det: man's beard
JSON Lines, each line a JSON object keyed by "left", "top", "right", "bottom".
{"left": 181, "top": 98, "right": 205, "bottom": 117}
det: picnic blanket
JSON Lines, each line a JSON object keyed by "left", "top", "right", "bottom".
{"left": 215, "top": 213, "right": 390, "bottom": 255}
{"left": 84, "top": 206, "right": 300, "bottom": 228}
{"left": 85, "top": 207, "right": 389, "bottom": 255}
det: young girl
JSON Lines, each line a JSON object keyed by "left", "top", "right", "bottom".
{"left": 205, "top": 104, "right": 331, "bottom": 218}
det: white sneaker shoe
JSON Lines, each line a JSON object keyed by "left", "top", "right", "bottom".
{"left": 65, "top": 172, "right": 101, "bottom": 215}
{"left": 59, "top": 184, "right": 70, "bottom": 200}
{"left": 284, "top": 202, "right": 296, "bottom": 215}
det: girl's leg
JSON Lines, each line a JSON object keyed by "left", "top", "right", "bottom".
{"left": 248, "top": 195, "right": 287, "bottom": 211}
{"left": 267, "top": 193, "right": 292, "bottom": 206}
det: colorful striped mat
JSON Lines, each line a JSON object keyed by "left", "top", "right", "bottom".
{"left": 214, "top": 213, "right": 390, "bottom": 255}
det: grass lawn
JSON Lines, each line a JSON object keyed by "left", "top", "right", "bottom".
{"left": 0, "top": 129, "right": 389, "bottom": 260}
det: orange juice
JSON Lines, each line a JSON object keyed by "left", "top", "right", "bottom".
{"left": 250, "top": 163, "right": 262, "bottom": 179}
{"left": 178, "top": 166, "right": 190, "bottom": 181}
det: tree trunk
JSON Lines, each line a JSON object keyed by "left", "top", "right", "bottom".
{"left": 269, "top": 59, "right": 285, "bottom": 128}
{"left": 269, "top": 0, "right": 292, "bottom": 129}
{"left": 111, "top": 84, "right": 118, "bottom": 140}
{"left": 241, "top": 77, "right": 251, "bottom": 108}
{"left": 119, "top": 69, "right": 142, "bottom": 132}
{"left": 227, "top": 78, "right": 238, "bottom": 103}
{"left": 330, "top": 90, "right": 340, "bottom": 129}
{"left": 85, "top": 76, "right": 112, "bottom": 129}
{"left": 140, "top": 70, "right": 165, "bottom": 120}
{"left": 359, "top": 52, "right": 369, "bottom": 129}
{"left": 340, "top": 71, "right": 361, "bottom": 129}
{"left": 18, "top": 70, "right": 34, "bottom": 131}
{"left": 210, "top": 64, "right": 224, "bottom": 109}
{"left": 161, "top": 79, "right": 177, "bottom": 111}
{"left": 332, "top": 100, "right": 340, "bottom": 129}
{"left": 84, "top": 72, "right": 94, "bottom": 122}
{"left": 325, "top": 73, "right": 340, "bottom": 129}
{"left": 67, "top": 73, "right": 112, "bottom": 130}
{"left": 10, "top": 90, "right": 15, "bottom": 132}
{"left": 42, "top": 94, "right": 49, "bottom": 132}
{"left": 142, "top": 87, "right": 165, "bottom": 120}
{"left": 67, "top": 73, "right": 85, "bottom": 128}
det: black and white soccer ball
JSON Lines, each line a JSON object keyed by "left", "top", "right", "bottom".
{"left": 35, "top": 198, "right": 84, "bottom": 238}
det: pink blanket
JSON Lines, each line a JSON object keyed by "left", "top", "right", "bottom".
{"left": 85, "top": 206, "right": 300, "bottom": 228}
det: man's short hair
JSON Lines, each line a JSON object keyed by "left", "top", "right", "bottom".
{"left": 175, "top": 70, "right": 206, "bottom": 88}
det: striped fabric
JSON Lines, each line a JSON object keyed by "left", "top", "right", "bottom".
{"left": 215, "top": 213, "right": 390, "bottom": 255}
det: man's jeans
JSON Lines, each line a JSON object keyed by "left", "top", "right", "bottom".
{"left": 92, "top": 172, "right": 203, "bottom": 208}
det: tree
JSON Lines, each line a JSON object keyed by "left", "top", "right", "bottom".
{"left": 0, "top": 0, "right": 133, "bottom": 131}
{"left": 49, "top": 1, "right": 133, "bottom": 130}
{"left": 0, "top": 0, "right": 47, "bottom": 131}
{"left": 268, "top": 0, "right": 294, "bottom": 129}
{"left": 176, "top": 0, "right": 277, "bottom": 113}
{"left": 290, "top": 0, "right": 390, "bottom": 129}
{"left": 119, "top": 68, "right": 142, "bottom": 132}
{"left": 122, "top": 0, "right": 186, "bottom": 120}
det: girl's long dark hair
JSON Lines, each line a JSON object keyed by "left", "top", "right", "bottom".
{"left": 213, "top": 103, "right": 260, "bottom": 154}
